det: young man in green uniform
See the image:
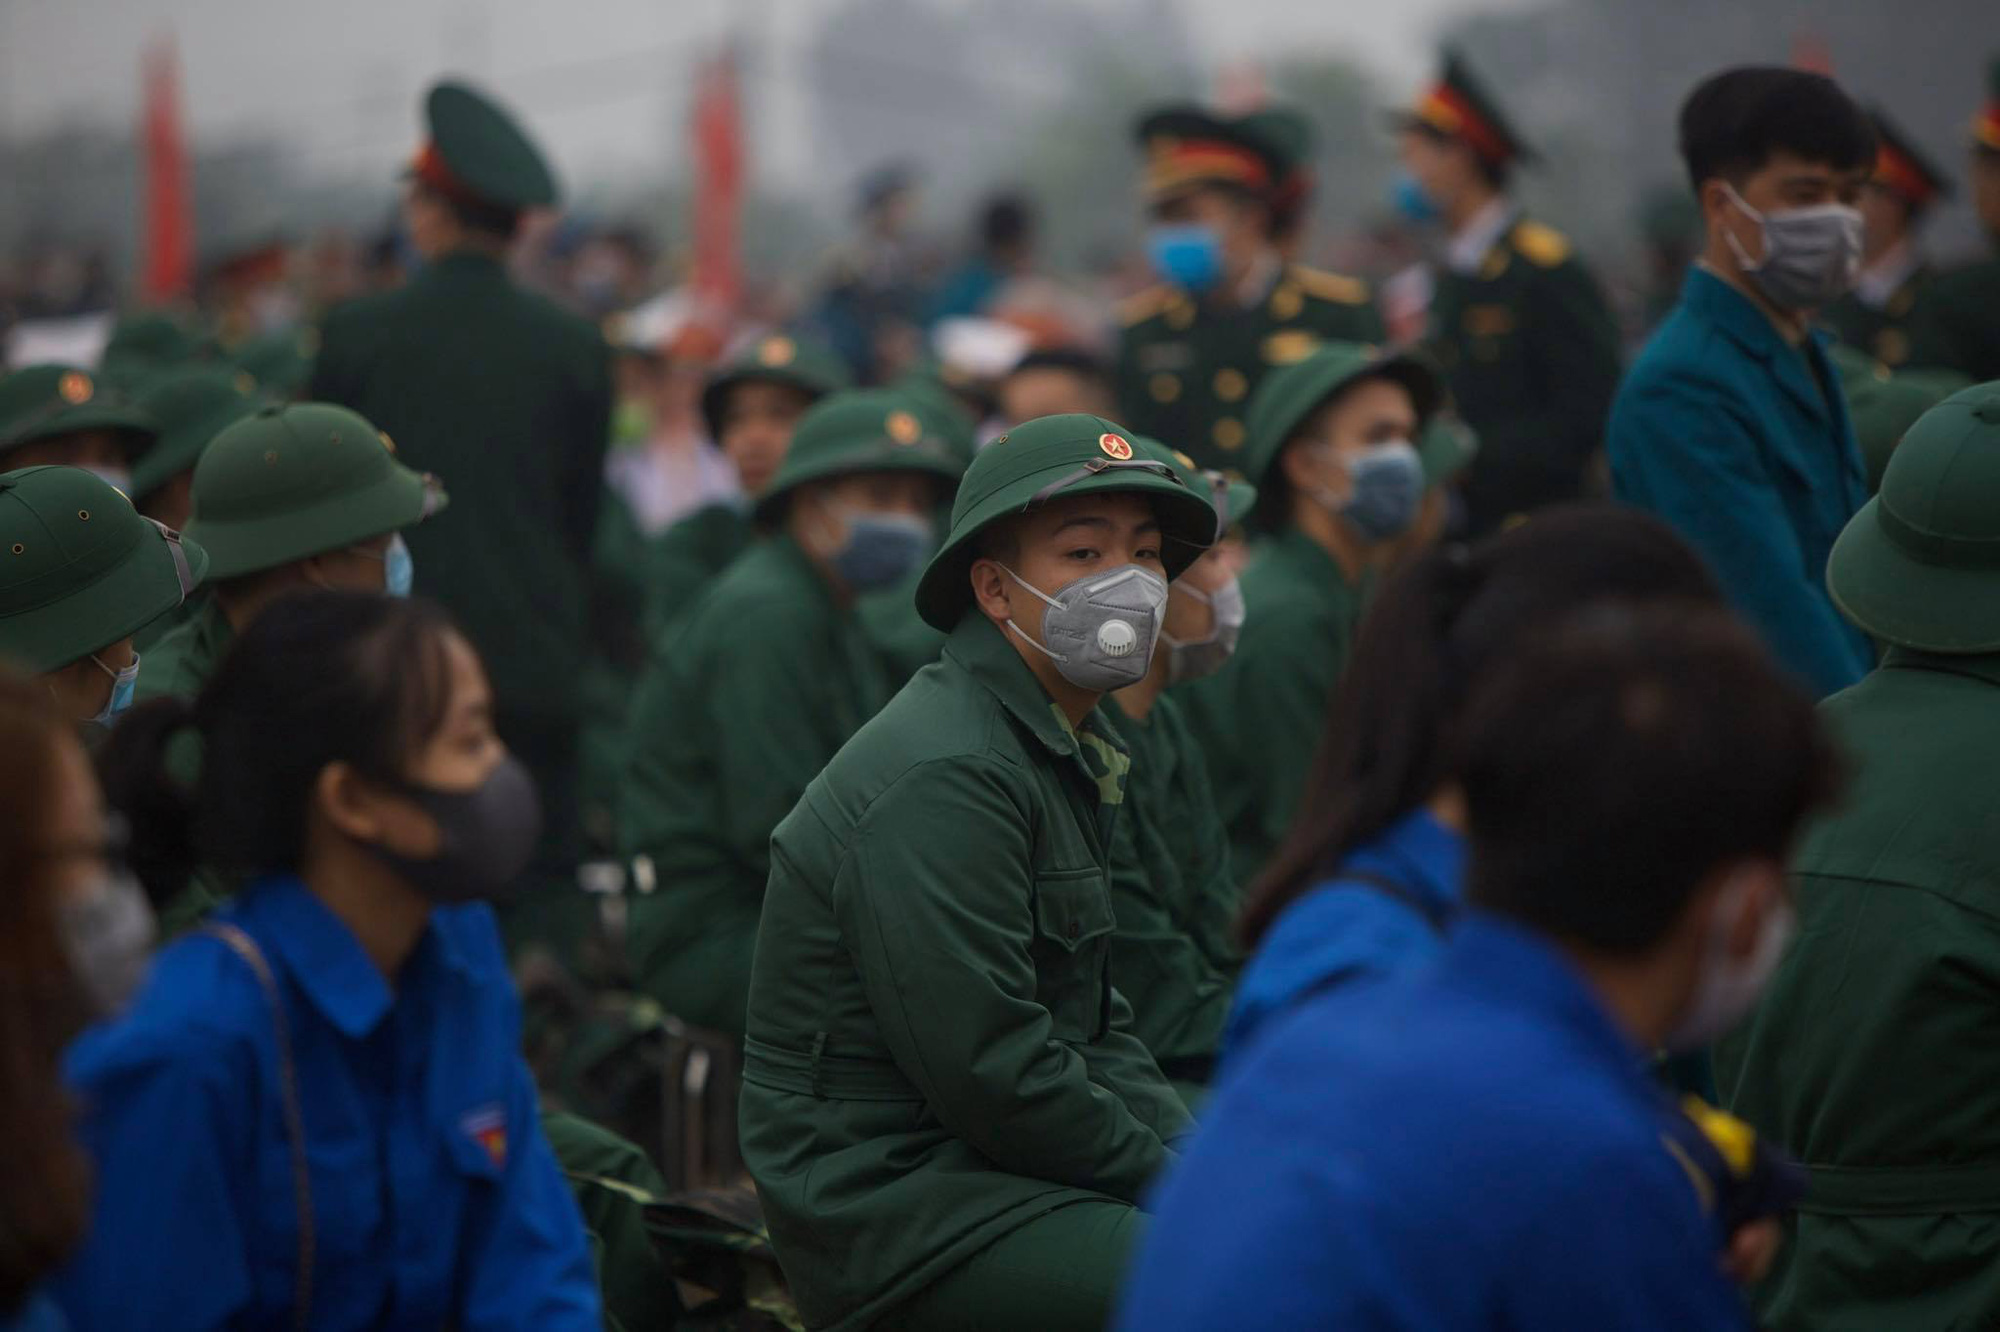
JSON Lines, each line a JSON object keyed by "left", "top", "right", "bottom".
{"left": 1715, "top": 382, "right": 2000, "bottom": 1330}
{"left": 1394, "top": 50, "right": 1622, "bottom": 536}
{"left": 0, "top": 365, "right": 158, "bottom": 496}
{"left": 1906, "top": 59, "right": 2000, "bottom": 382}
{"left": 1177, "top": 342, "right": 1445, "bottom": 886}
{"left": 740, "top": 415, "right": 1208, "bottom": 1331}
{"left": 130, "top": 367, "right": 264, "bottom": 534}
{"left": 1105, "top": 462, "right": 1253, "bottom": 1096}
{"left": 135, "top": 402, "right": 447, "bottom": 703}
{"left": 1821, "top": 107, "right": 1952, "bottom": 368}
{"left": 310, "top": 79, "right": 611, "bottom": 887}
{"left": 1116, "top": 104, "right": 1381, "bottom": 474}
{"left": 645, "top": 332, "right": 852, "bottom": 635}
{"left": 0, "top": 466, "right": 204, "bottom": 726}
{"left": 621, "top": 389, "right": 965, "bottom": 1038}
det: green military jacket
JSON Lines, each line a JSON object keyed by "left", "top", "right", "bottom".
{"left": 1906, "top": 252, "right": 2000, "bottom": 383}
{"left": 133, "top": 594, "right": 235, "bottom": 705}
{"left": 643, "top": 502, "right": 754, "bottom": 640}
{"left": 739, "top": 613, "right": 1191, "bottom": 1332}
{"left": 1715, "top": 651, "right": 2000, "bottom": 1330}
{"left": 619, "top": 534, "right": 892, "bottom": 1036}
{"left": 309, "top": 249, "right": 612, "bottom": 726}
{"left": 1103, "top": 691, "right": 1239, "bottom": 1088}
{"left": 1115, "top": 264, "right": 1383, "bottom": 473}
{"left": 1177, "top": 528, "right": 1367, "bottom": 885}
{"left": 1822, "top": 264, "right": 1932, "bottom": 369}
{"left": 539, "top": 1110, "right": 679, "bottom": 1332}
{"left": 1425, "top": 214, "right": 1622, "bottom": 534}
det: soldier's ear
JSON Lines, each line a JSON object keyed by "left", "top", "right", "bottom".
{"left": 968, "top": 558, "right": 1013, "bottom": 625}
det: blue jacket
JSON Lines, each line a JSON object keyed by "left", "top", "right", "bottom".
{"left": 1117, "top": 914, "right": 1752, "bottom": 1331}
{"left": 54, "top": 876, "right": 600, "bottom": 1332}
{"left": 1223, "top": 808, "right": 1464, "bottom": 1062}
{"left": 1610, "top": 268, "right": 1872, "bottom": 697}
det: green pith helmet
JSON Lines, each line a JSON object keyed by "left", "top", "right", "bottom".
{"left": 418, "top": 79, "right": 558, "bottom": 209}
{"left": 1242, "top": 341, "right": 1446, "bottom": 526}
{"left": 183, "top": 403, "right": 448, "bottom": 580}
{"left": 231, "top": 327, "right": 319, "bottom": 399}
{"left": 98, "top": 312, "right": 202, "bottom": 391}
{"left": 0, "top": 366, "right": 157, "bottom": 463}
{"left": 1829, "top": 344, "right": 1973, "bottom": 492}
{"left": 131, "top": 367, "right": 266, "bottom": 500}
{"left": 1158, "top": 443, "right": 1258, "bottom": 536}
{"left": 700, "top": 333, "right": 853, "bottom": 442}
{"left": 754, "top": 390, "right": 968, "bottom": 524}
{"left": 1827, "top": 381, "right": 2000, "bottom": 653}
{"left": 890, "top": 365, "right": 982, "bottom": 466}
{"left": 0, "top": 466, "right": 208, "bottom": 673}
{"left": 914, "top": 414, "right": 1214, "bottom": 631}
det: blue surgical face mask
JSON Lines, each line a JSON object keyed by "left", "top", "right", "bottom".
{"left": 1317, "top": 440, "right": 1426, "bottom": 542}
{"left": 89, "top": 651, "right": 141, "bottom": 727}
{"left": 1146, "top": 223, "right": 1224, "bottom": 294}
{"left": 383, "top": 533, "right": 414, "bottom": 597}
{"left": 1390, "top": 171, "right": 1440, "bottom": 226}
{"left": 830, "top": 508, "right": 933, "bottom": 591}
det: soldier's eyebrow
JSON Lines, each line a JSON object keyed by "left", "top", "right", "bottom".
{"left": 1051, "top": 515, "right": 1113, "bottom": 537}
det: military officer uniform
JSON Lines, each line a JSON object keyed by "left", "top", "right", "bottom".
{"left": 1715, "top": 383, "right": 2000, "bottom": 1330}
{"left": 1177, "top": 343, "right": 1446, "bottom": 884}
{"left": 1116, "top": 105, "right": 1382, "bottom": 474}
{"left": 1905, "top": 61, "right": 2000, "bottom": 382}
{"left": 1399, "top": 55, "right": 1622, "bottom": 536}
{"left": 620, "top": 391, "right": 965, "bottom": 1038}
{"left": 1822, "top": 108, "right": 1952, "bottom": 368}
{"left": 739, "top": 416, "right": 1209, "bottom": 1331}
{"left": 310, "top": 80, "right": 611, "bottom": 886}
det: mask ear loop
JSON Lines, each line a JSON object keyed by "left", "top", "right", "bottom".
{"left": 995, "top": 563, "right": 1070, "bottom": 663}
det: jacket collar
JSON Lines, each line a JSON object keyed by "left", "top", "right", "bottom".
{"left": 231, "top": 874, "right": 472, "bottom": 1039}
{"left": 1342, "top": 808, "right": 1467, "bottom": 917}
{"left": 942, "top": 613, "right": 1130, "bottom": 781}
{"left": 1681, "top": 266, "right": 1838, "bottom": 426}
{"left": 417, "top": 248, "right": 507, "bottom": 283}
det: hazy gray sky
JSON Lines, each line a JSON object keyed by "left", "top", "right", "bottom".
{"left": 0, "top": 0, "right": 1511, "bottom": 193}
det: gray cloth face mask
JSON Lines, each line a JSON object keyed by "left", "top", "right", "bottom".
{"left": 1002, "top": 563, "right": 1170, "bottom": 692}
{"left": 1721, "top": 183, "right": 1864, "bottom": 310}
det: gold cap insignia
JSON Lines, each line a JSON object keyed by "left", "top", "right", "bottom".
{"left": 758, "top": 336, "right": 796, "bottom": 368}
{"left": 886, "top": 409, "right": 923, "bottom": 445}
{"left": 58, "top": 371, "right": 92, "bottom": 405}
{"left": 1099, "top": 433, "right": 1134, "bottom": 461}
{"left": 234, "top": 371, "right": 256, "bottom": 394}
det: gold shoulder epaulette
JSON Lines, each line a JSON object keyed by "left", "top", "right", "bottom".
{"left": 1290, "top": 265, "right": 1371, "bottom": 305}
{"left": 1119, "top": 285, "right": 1179, "bottom": 327}
{"left": 1510, "top": 219, "right": 1573, "bottom": 268}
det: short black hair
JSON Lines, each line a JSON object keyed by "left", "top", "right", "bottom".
{"left": 980, "top": 194, "right": 1034, "bottom": 252}
{"left": 1007, "top": 347, "right": 1108, "bottom": 384}
{"left": 1677, "top": 67, "right": 1876, "bottom": 192}
{"left": 416, "top": 181, "right": 522, "bottom": 243}
{"left": 1459, "top": 603, "right": 1840, "bottom": 956}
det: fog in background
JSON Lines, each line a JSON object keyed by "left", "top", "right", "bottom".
{"left": 2, "top": 0, "right": 1993, "bottom": 299}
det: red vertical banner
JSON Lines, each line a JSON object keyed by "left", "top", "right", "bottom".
{"left": 140, "top": 35, "right": 192, "bottom": 303}
{"left": 1791, "top": 33, "right": 1834, "bottom": 76}
{"left": 689, "top": 47, "right": 743, "bottom": 340}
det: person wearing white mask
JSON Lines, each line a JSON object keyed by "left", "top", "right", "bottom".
{"left": 1177, "top": 341, "right": 1449, "bottom": 888}
{"left": 1103, "top": 463, "right": 1255, "bottom": 1100}
{"left": 1119, "top": 603, "right": 1836, "bottom": 1332}
{"left": 1611, "top": 67, "right": 1878, "bottom": 699}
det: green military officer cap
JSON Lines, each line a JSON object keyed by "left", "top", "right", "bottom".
{"left": 183, "top": 402, "right": 447, "bottom": 580}
{"left": 413, "top": 79, "right": 558, "bottom": 211}
{"left": 0, "top": 365, "right": 157, "bottom": 462}
{"left": 1398, "top": 48, "right": 1537, "bottom": 167}
{"left": 915, "top": 414, "right": 1214, "bottom": 631}
{"left": 754, "top": 389, "right": 968, "bottom": 524}
{"left": 130, "top": 367, "right": 266, "bottom": 501}
{"left": 0, "top": 465, "right": 207, "bottom": 674}
{"left": 1242, "top": 341, "right": 1446, "bottom": 526}
{"left": 1827, "top": 382, "right": 2000, "bottom": 653}
{"left": 231, "top": 327, "right": 319, "bottom": 400}
{"left": 1135, "top": 104, "right": 1289, "bottom": 203}
{"left": 700, "top": 333, "right": 852, "bottom": 443}
{"left": 98, "top": 312, "right": 202, "bottom": 392}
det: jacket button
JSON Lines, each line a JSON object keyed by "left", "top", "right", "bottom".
{"left": 1066, "top": 920, "right": 1080, "bottom": 941}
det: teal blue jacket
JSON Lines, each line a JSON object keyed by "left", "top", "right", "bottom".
{"left": 1609, "top": 269, "right": 1872, "bottom": 697}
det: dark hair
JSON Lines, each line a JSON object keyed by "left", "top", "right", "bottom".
{"left": 99, "top": 592, "right": 462, "bottom": 904}
{"left": 415, "top": 181, "right": 521, "bottom": 243}
{"left": 1678, "top": 67, "right": 1876, "bottom": 192}
{"left": 1008, "top": 347, "right": 1108, "bottom": 383}
{"left": 980, "top": 194, "right": 1034, "bottom": 252}
{"left": 0, "top": 670, "right": 93, "bottom": 1310}
{"left": 1458, "top": 604, "right": 1839, "bottom": 953}
{"left": 1243, "top": 505, "right": 1725, "bottom": 944}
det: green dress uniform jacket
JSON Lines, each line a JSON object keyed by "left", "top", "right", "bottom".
{"left": 310, "top": 249, "right": 612, "bottom": 861}
{"left": 1426, "top": 215, "right": 1622, "bottom": 535}
{"left": 132, "top": 593, "right": 233, "bottom": 704}
{"left": 620, "top": 534, "right": 892, "bottom": 1037}
{"left": 1821, "top": 264, "right": 1931, "bottom": 369}
{"left": 1715, "top": 650, "right": 2000, "bottom": 1331}
{"left": 1176, "top": 528, "right": 1367, "bottom": 885}
{"left": 1103, "top": 692, "right": 1239, "bottom": 1088}
{"left": 1115, "top": 265, "right": 1383, "bottom": 474}
{"left": 1906, "top": 253, "right": 2000, "bottom": 382}
{"left": 739, "top": 614, "right": 1192, "bottom": 1331}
